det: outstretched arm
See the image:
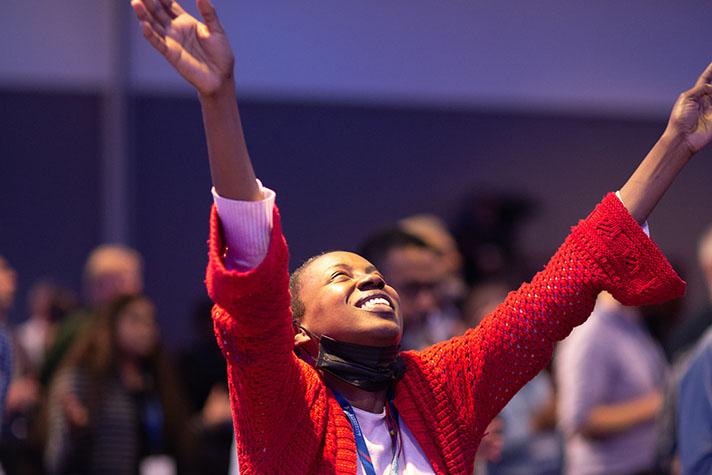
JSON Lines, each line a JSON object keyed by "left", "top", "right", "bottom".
{"left": 620, "top": 63, "right": 712, "bottom": 223}
{"left": 578, "top": 390, "right": 662, "bottom": 438}
{"left": 131, "top": 0, "right": 261, "bottom": 201}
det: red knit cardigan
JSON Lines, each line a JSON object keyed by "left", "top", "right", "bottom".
{"left": 205, "top": 193, "right": 684, "bottom": 475}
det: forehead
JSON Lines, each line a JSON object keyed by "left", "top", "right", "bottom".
{"left": 382, "top": 246, "right": 440, "bottom": 281}
{"left": 88, "top": 250, "right": 141, "bottom": 277}
{"left": 306, "top": 251, "right": 377, "bottom": 276}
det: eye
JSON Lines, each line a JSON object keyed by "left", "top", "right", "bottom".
{"left": 329, "top": 271, "right": 350, "bottom": 282}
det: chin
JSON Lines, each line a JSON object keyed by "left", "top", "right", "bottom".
{"left": 367, "top": 321, "right": 402, "bottom": 347}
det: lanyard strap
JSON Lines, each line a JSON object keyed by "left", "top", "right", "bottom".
{"left": 333, "top": 392, "right": 401, "bottom": 475}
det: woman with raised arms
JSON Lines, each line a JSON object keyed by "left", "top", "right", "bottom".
{"left": 131, "top": 0, "right": 712, "bottom": 473}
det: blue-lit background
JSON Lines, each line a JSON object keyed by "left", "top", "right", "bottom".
{"left": 2, "top": 0, "right": 711, "bottom": 347}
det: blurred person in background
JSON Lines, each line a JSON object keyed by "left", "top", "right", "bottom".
{"left": 359, "top": 228, "right": 464, "bottom": 350}
{"left": 654, "top": 231, "right": 712, "bottom": 474}
{"left": 667, "top": 225, "right": 712, "bottom": 357}
{"left": 359, "top": 225, "right": 503, "bottom": 469}
{"left": 0, "top": 256, "right": 15, "bottom": 475}
{"left": 399, "top": 213, "right": 467, "bottom": 309}
{"left": 17, "top": 280, "right": 78, "bottom": 377}
{"left": 0, "top": 257, "right": 46, "bottom": 475}
{"left": 3, "top": 280, "right": 77, "bottom": 475}
{"left": 177, "top": 300, "right": 233, "bottom": 475}
{"left": 0, "top": 257, "right": 18, "bottom": 428}
{"left": 555, "top": 292, "right": 667, "bottom": 475}
{"left": 451, "top": 192, "right": 535, "bottom": 287}
{"left": 40, "top": 244, "right": 143, "bottom": 386}
{"left": 43, "top": 293, "right": 194, "bottom": 475}
{"left": 675, "top": 322, "right": 712, "bottom": 474}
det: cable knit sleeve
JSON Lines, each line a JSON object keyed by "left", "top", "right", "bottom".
{"left": 396, "top": 192, "right": 685, "bottom": 453}
{"left": 205, "top": 205, "right": 330, "bottom": 474}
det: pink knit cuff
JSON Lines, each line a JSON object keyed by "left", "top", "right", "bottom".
{"left": 206, "top": 204, "right": 290, "bottom": 318}
{"left": 212, "top": 181, "right": 275, "bottom": 271}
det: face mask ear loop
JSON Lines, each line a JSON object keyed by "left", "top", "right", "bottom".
{"left": 294, "top": 323, "right": 321, "bottom": 365}
{"left": 296, "top": 324, "right": 321, "bottom": 342}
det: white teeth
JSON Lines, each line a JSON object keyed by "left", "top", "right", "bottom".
{"left": 361, "top": 297, "right": 391, "bottom": 309}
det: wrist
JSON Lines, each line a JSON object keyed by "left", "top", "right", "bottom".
{"left": 659, "top": 127, "right": 695, "bottom": 160}
{"left": 198, "top": 76, "right": 237, "bottom": 104}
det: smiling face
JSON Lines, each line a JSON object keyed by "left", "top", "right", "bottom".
{"left": 296, "top": 251, "right": 402, "bottom": 347}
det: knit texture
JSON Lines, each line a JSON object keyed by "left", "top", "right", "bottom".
{"left": 205, "top": 192, "right": 684, "bottom": 475}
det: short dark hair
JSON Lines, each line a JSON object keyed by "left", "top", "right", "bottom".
{"left": 289, "top": 253, "right": 327, "bottom": 323}
{"left": 358, "top": 228, "right": 431, "bottom": 270}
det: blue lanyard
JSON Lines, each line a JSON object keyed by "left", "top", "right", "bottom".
{"left": 333, "top": 391, "right": 401, "bottom": 475}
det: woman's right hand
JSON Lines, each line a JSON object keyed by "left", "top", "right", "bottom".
{"left": 131, "top": 0, "right": 235, "bottom": 96}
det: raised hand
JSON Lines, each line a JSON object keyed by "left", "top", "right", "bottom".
{"left": 665, "top": 62, "right": 712, "bottom": 154}
{"left": 131, "top": 0, "right": 234, "bottom": 95}
{"left": 619, "top": 62, "right": 712, "bottom": 224}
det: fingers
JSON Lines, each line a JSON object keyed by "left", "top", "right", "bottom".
{"left": 157, "top": 0, "right": 186, "bottom": 18}
{"left": 695, "top": 61, "right": 712, "bottom": 87}
{"left": 132, "top": 1, "right": 169, "bottom": 55}
{"left": 681, "top": 84, "right": 712, "bottom": 116}
{"left": 141, "top": 21, "right": 169, "bottom": 56}
{"left": 140, "top": 0, "right": 174, "bottom": 28}
{"left": 683, "top": 83, "right": 712, "bottom": 102}
{"left": 196, "top": 0, "right": 225, "bottom": 34}
{"left": 131, "top": 0, "right": 167, "bottom": 37}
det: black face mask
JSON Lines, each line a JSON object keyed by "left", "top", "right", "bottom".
{"left": 297, "top": 327, "right": 406, "bottom": 392}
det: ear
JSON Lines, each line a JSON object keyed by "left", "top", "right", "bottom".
{"left": 293, "top": 324, "right": 311, "bottom": 348}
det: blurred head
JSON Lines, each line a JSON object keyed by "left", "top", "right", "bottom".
{"left": 359, "top": 229, "right": 444, "bottom": 326}
{"left": 399, "top": 214, "right": 463, "bottom": 277}
{"left": 27, "top": 280, "right": 58, "bottom": 319}
{"left": 58, "top": 293, "right": 162, "bottom": 384}
{"left": 290, "top": 251, "right": 402, "bottom": 348}
{"left": 0, "top": 256, "right": 17, "bottom": 316}
{"left": 113, "top": 294, "right": 159, "bottom": 359}
{"left": 84, "top": 245, "right": 143, "bottom": 307}
{"left": 463, "top": 280, "right": 510, "bottom": 328}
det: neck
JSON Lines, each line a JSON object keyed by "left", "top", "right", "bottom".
{"left": 119, "top": 357, "right": 145, "bottom": 390}
{"left": 322, "top": 371, "right": 387, "bottom": 413}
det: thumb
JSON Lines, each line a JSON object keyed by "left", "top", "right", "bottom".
{"left": 695, "top": 61, "right": 712, "bottom": 88}
{"left": 196, "top": 0, "right": 224, "bottom": 34}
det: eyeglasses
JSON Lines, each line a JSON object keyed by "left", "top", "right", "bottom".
{"left": 397, "top": 281, "right": 438, "bottom": 299}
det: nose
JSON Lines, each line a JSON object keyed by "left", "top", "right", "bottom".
{"left": 415, "top": 288, "right": 438, "bottom": 314}
{"left": 357, "top": 272, "right": 386, "bottom": 290}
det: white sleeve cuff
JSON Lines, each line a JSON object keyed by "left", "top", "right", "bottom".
{"left": 212, "top": 180, "right": 276, "bottom": 271}
{"left": 615, "top": 190, "right": 650, "bottom": 237}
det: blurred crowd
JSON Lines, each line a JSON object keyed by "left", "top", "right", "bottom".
{"left": 0, "top": 247, "right": 232, "bottom": 475}
{"left": 1, "top": 191, "right": 711, "bottom": 475}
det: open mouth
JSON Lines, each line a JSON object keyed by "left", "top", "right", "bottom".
{"left": 355, "top": 293, "right": 395, "bottom": 311}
